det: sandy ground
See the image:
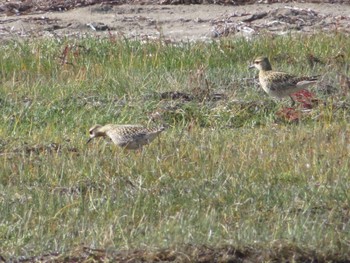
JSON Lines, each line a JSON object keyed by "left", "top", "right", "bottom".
{"left": 0, "top": 2, "right": 350, "bottom": 41}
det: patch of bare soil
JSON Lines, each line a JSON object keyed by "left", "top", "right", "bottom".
{"left": 0, "top": 1, "right": 349, "bottom": 41}
{"left": 0, "top": 0, "right": 349, "bottom": 16}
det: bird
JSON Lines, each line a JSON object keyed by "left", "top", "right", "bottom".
{"left": 249, "top": 56, "right": 318, "bottom": 105}
{"left": 87, "top": 124, "right": 166, "bottom": 150}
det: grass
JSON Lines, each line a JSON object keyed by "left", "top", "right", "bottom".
{"left": 0, "top": 32, "right": 350, "bottom": 262}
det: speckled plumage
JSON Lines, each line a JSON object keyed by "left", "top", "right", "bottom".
{"left": 87, "top": 124, "right": 165, "bottom": 150}
{"left": 250, "top": 56, "right": 318, "bottom": 100}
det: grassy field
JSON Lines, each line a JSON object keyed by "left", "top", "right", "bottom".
{"left": 1, "top": 33, "right": 350, "bottom": 262}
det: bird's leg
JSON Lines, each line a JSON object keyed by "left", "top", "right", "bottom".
{"left": 136, "top": 146, "right": 143, "bottom": 155}
{"left": 289, "top": 96, "right": 296, "bottom": 107}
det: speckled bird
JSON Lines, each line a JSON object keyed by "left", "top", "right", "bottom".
{"left": 87, "top": 124, "right": 166, "bottom": 150}
{"left": 249, "top": 56, "right": 318, "bottom": 104}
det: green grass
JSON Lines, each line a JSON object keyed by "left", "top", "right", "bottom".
{"left": 1, "top": 33, "right": 350, "bottom": 262}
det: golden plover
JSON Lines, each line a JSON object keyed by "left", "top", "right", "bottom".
{"left": 249, "top": 56, "right": 318, "bottom": 104}
{"left": 87, "top": 124, "right": 165, "bottom": 150}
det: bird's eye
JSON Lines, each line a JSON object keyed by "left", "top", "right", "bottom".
{"left": 89, "top": 130, "right": 93, "bottom": 134}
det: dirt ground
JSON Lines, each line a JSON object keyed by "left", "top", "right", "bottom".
{"left": 0, "top": 1, "right": 350, "bottom": 41}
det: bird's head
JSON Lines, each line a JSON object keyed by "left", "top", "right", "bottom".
{"left": 87, "top": 124, "right": 103, "bottom": 144}
{"left": 249, "top": 56, "right": 272, "bottom": 71}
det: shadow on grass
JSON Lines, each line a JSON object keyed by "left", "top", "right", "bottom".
{"left": 5, "top": 243, "right": 348, "bottom": 263}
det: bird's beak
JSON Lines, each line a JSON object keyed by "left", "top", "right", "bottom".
{"left": 87, "top": 137, "right": 93, "bottom": 144}
{"left": 248, "top": 64, "right": 255, "bottom": 70}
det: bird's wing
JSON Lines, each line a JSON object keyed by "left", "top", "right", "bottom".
{"left": 106, "top": 126, "right": 147, "bottom": 146}
{"left": 270, "top": 72, "right": 317, "bottom": 89}
{"left": 267, "top": 72, "right": 297, "bottom": 90}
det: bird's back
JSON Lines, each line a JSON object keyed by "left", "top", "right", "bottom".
{"left": 105, "top": 124, "right": 165, "bottom": 149}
